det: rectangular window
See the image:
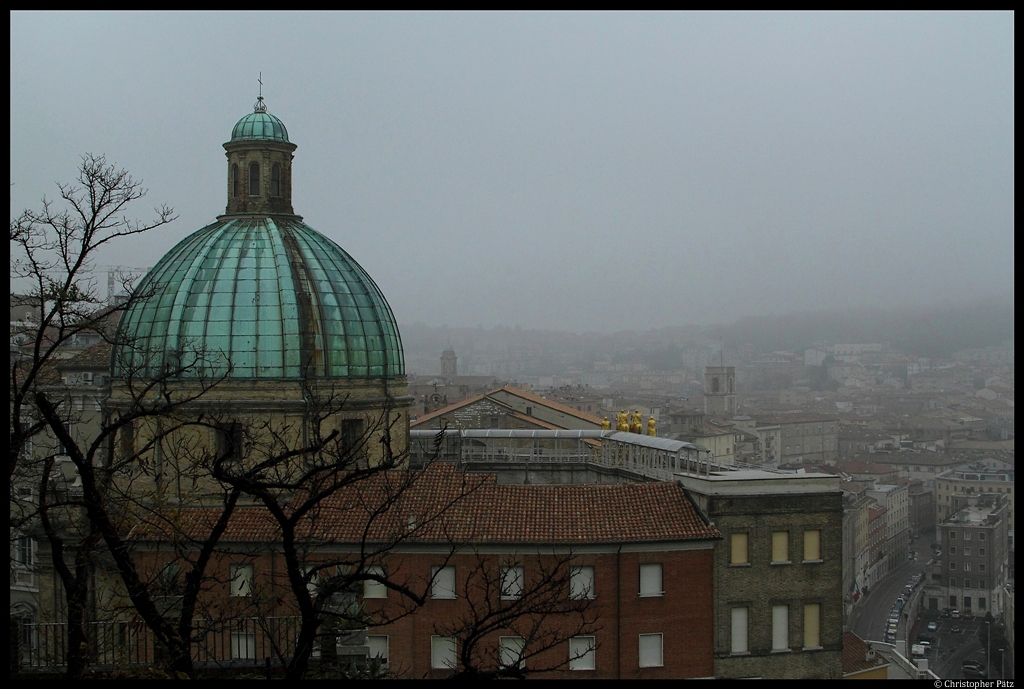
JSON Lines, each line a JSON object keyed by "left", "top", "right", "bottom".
{"left": 217, "top": 422, "right": 243, "bottom": 461}
{"left": 950, "top": 562, "right": 957, "bottom": 570}
{"left": 17, "top": 536, "right": 33, "bottom": 567}
{"left": 231, "top": 632, "right": 256, "bottom": 659}
{"left": 341, "top": 419, "right": 365, "bottom": 457}
{"left": 803, "top": 604, "right": 820, "bottom": 648}
{"left": 367, "top": 635, "right": 389, "bottom": 665}
{"left": 772, "top": 605, "right": 789, "bottom": 651}
{"left": 980, "top": 579, "right": 986, "bottom": 589}
{"left": 950, "top": 577, "right": 957, "bottom": 586}
{"left": 499, "top": 636, "right": 525, "bottom": 670}
{"left": 979, "top": 598, "right": 986, "bottom": 610}
{"left": 803, "top": 530, "right": 821, "bottom": 561}
{"left": 964, "top": 563, "right": 971, "bottom": 571}
{"left": 430, "top": 566, "right": 456, "bottom": 599}
{"left": 364, "top": 565, "right": 387, "bottom": 599}
{"left": 500, "top": 566, "right": 524, "bottom": 600}
{"left": 964, "top": 547, "right": 971, "bottom": 556}
{"left": 730, "top": 533, "right": 749, "bottom": 564}
{"left": 431, "top": 635, "right": 457, "bottom": 669}
{"left": 949, "top": 596, "right": 957, "bottom": 607}
{"left": 979, "top": 548, "right": 986, "bottom": 557}
{"left": 230, "top": 564, "right": 254, "bottom": 597}
{"left": 638, "top": 633, "right": 663, "bottom": 668}
{"left": 569, "top": 636, "right": 596, "bottom": 671}
{"left": 979, "top": 564, "right": 986, "bottom": 573}
{"left": 570, "top": 566, "right": 595, "bottom": 600}
{"left": 639, "top": 563, "right": 663, "bottom": 597}
{"left": 979, "top": 533, "right": 986, "bottom": 541}
{"left": 950, "top": 546, "right": 957, "bottom": 555}
{"left": 964, "top": 579, "right": 972, "bottom": 588}
{"left": 964, "top": 531, "right": 971, "bottom": 541}
{"left": 731, "top": 607, "right": 748, "bottom": 654}
{"left": 772, "top": 531, "right": 789, "bottom": 563}
{"left": 949, "top": 531, "right": 956, "bottom": 539}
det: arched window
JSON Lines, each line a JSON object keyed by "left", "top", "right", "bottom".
{"left": 249, "top": 162, "right": 260, "bottom": 196}
{"left": 271, "top": 163, "right": 281, "bottom": 197}
{"left": 231, "top": 164, "right": 239, "bottom": 197}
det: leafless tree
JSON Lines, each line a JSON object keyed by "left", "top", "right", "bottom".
{"left": 436, "top": 550, "right": 599, "bottom": 679}
{"left": 9, "top": 155, "right": 247, "bottom": 679}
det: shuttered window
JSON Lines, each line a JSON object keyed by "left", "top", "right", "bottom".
{"left": 773, "top": 605, "right": 789, "bottom": 651}
{"left": 803, "top": 603, "right": 820, "bottom": 648}
{"left": 804, "top": 530, "right": 821, "bottom": 561}
{"left": 772, "top": 531, "right": 789, "bottom": 563}
{"left": 731, "top": 607, "right": 748, "bottom": 654}
{"left": 730, "top": 533, "right": 749, "bottom": 564}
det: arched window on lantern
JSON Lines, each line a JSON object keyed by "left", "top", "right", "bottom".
{"left": 231, "top": 164, "right": 239, "bottom": 198}
{"left": 249, "top": 162, "right": 260, "bottom": 196}
{"left": 271, "top": 163, "right": 281, "bottom": 197}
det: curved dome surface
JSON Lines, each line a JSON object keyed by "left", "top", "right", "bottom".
{"left": 114, "top": 218, "right": 404, "bottom": 380}
{"left": 230, "top": 111, "right": 290, "bottom": 143}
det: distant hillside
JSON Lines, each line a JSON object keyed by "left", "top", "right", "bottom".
{"left": 705, "top": 293, "right": 1014, "bottom": 359}
{"left": 401, "top": 293, "right": 1014, "bottom": 372}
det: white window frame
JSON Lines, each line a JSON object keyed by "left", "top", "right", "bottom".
{"left": 772, "top": 604, "right": 789, "bottom": 651}
{"left": 430, "top": 565, "right": 457, "bottom": 600}
{"left": 570, "top": 565, "right": 595, "bottom": 600}
{"left": 230, "top": 563, "right": 254, "bottom": 597}
{"left": 430, "top": 635, "right": 457, "bottom": 669}
{"left": 569, "top": 636, "right": 596, "bottom": 671}
{"left": 231, "top": 631, "right": 256, "bottom": 659}
{"left": 500, "top": 565, "right": 524, "bottom": 600}
{"left": 731, "top": 607, "right": 749, "bottom": 654}
{"left": 364, "top": 564, "right": 388, "bottom": 599}
{"left": 367, "top": 635, "right": 389, "bottom": 666}
{"left": 499, "top": 635, "right": 525, "bottom": 670}
{"left": 638, "top": 633, "right": 664, "bottom": 668}
{"left": 639, "top": 563, "right": 663, "bottom": 597}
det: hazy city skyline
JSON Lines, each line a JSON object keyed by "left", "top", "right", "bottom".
{"left": 10, "top": 11, "right": 1014, "bottom": 333}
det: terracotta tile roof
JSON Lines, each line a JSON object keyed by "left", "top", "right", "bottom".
{"left": 411, "top": 385, "right": 604, "bottom": 429}
{"left": 134, "top": 464, "right": 720, "bottom": 547}
{"left": 841, "top": 632, "right": 888, "bottom": 676}
{"left": 410, "top": 392, "right": 493, "bottom": 427}
{"left": 59, "top": 342, "right": 113, "bottom": 370}
{"left": 495, "top": 386, "right": 605, "bottom": 425}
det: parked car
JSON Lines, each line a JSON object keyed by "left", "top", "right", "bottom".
{"left": 927, "top": 621, "right": 938, "bottom": 631}
{"left": 963, "top": 611, "right": 974, "bottom": 620}
{"left": 963, "top": 661, "right": 986, "bottom": 679}
{"left": 950, "top": 609, "right": 961, "bottom": 619}
{"left": 951, "top": 625, "right": 962, "bottom": 634}
{"left": 941, "top": 609, "right": 951, "bottom": 618}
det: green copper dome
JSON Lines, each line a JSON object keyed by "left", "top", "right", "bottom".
{"left": 230, "top": 111, "right": 290, "bottom": 143}
{"left": 114, "top": 217, "right": 404, "bottom": 380}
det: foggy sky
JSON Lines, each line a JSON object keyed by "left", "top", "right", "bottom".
{"left": 10, "top": 12, "right": 1015, "bottom": 333}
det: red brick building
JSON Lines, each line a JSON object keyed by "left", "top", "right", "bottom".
{"left": 133, "top": 464, "right": 720, "bottom": 678}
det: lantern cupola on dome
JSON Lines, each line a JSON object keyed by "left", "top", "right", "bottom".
{"left": 113, "top": 95, "right": 405, "bottom": 384}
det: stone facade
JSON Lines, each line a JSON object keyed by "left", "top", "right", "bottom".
{"left": 681, "top": 476, "right": 843, "bottom": 679}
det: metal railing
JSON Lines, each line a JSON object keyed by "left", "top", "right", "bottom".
{"left": 16, "top": 616, "right": 310, "bottom": 671}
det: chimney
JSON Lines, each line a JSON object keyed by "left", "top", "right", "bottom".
{"left": 865, "top": 643, "right": 875, "bottom": 662}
